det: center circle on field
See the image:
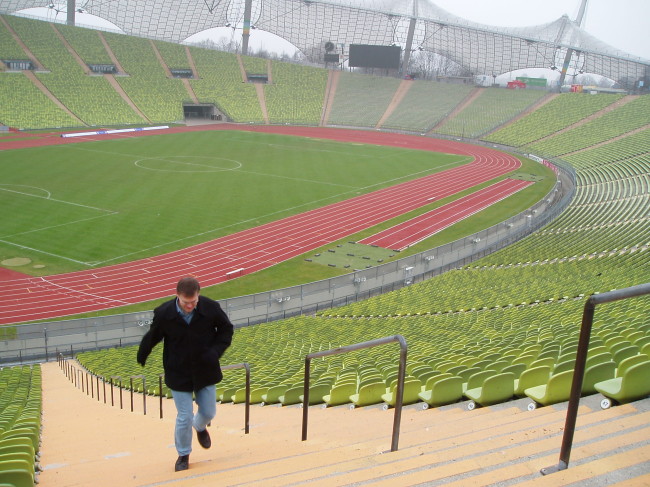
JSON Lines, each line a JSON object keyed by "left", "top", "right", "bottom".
{"left": 134, "top": 156, "right": 242, "bottom": 173}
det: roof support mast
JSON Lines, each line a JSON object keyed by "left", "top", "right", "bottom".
{"left": 400, "top": 0, "right": 418, "bottom": 77}
{"left": 67, "top": 0, "right": 75, "bottom": 25}
{"left": 558, "top": 0, "right": 588, "bottom": 87}
{"left": 242, "top": 0, "right": 253, "bottom": 55}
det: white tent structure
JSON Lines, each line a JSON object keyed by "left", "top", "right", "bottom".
{"left": 2, "top": 0, "right": 648, "bottom": 87}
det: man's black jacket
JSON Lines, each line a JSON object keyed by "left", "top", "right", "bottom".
{"left": 137, "top": 295, "right": 234, "bottom": 392}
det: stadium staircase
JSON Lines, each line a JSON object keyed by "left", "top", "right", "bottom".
{"left": 527, "top": 95, "right": 639, "bottom": 147}
{"left": 0, "top": 15, "right": 44, "bottom": 70}
{"left": 237, "top": 54, "right": 249, "bottom": 82}
{"left": 50, "top": 24, "right": 91, "bottom": 75}
{"left": 255, "top": 83, "right": 270, "bottom": 124}
{"left": 150, "top": 39, "right": 173, "bottom": 78}
{"left": 427, "top": 86, "right": 482, "bottom": 135}
{"left": 182, "top": 78, "right": 200, "bottom": 104}
{"left": 482, "top": 93, "right": 558, "bottom": 138}
{"left": 22, "top": 70, "right": 85, "bottom": 125}
{"left": 375, "top": 79, "right": 414, "bottom": 129}
{"left": 103, "top": 73, "right": 151, "bottom": 123}
{"left": 184, "top": 45, "right": 198, "bottom": 79}
{"left": 320, "top": 69, "right": 341, "bottom": 126}
{"left": 38, "top": 361, "right": 650, "bottom": 487}
{"left": 97, "top": 31, "right": 126, "bottom": 74}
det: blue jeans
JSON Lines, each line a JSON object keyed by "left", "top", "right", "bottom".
{"left": 170, "top": 384, "right": 216, "bottom": 456}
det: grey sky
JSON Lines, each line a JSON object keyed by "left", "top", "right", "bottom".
{"left": 433, "top": 0, "right": 650, "bottom": 60}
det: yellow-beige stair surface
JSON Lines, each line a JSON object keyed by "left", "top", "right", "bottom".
{"left": 38, "top": 361, "right": 649, "bottom": 486}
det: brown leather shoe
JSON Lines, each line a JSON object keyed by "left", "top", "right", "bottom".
{"left": 175, "top": 455, "right": 189, "bottom": 472}
{"left": 196, "top": 428, "right": 211, "bottom": 449}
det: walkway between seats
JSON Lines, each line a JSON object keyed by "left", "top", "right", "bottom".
{"left": 38, "top": 361, "right": 389, "bottom": 486}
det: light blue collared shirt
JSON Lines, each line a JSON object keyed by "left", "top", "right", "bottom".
{"left": 176, "top": 299, "right": 195, "bottom": 324}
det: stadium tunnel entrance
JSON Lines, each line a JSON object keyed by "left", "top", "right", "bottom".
{"left": 183, "top": 103, "right": 227, "bottom": 122}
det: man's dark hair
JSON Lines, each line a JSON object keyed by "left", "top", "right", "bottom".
{"left": 177, "top": 276, "right": 200, "bottom": 296}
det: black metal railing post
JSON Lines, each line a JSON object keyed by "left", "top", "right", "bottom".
{"left": 302, "top": 335, "right": 407, "bottom": 452}
{"left": 541, "top": 282, "right": 650, "bottom": 475}
{"left": 159, "top": 374, "right": 164, "bottom": 419}
{"left": 129, "top": 375, "right": 146, "bottom": 414}
{"left": 221, "top": 363, "right": 251, "bottom": 434}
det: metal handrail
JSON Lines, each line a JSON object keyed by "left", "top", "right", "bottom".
{"left": 302, "top": 335, "right": 407, "bottom": 452}
{"left": 221, "top": 363, "right": 251, "bottom": 434}
{"left": 541, "top": 282, "right": 650, "bottom": 475}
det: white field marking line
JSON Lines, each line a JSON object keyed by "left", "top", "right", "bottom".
{"left": 89, "top": 161, "right": 476, "bottom": 266}
{"left": 234, "top": 153, "right": 471, "bottom": 188}
{"left": 0, "top": 240, "right": 93, "bottom": 266}
{"left": 0, "top": 184, "right": 51, "bottom": 198}
{"left": 134, "top": 155, "right": 243, "bottom": 172}
{"left": 2, "top": 213, "right": 117, "bottom": 239}
{"left": 74, "top": 146, "right": 244, "bottom": 172}
{"left": 34, "top": 276, "right": 131, "bottom": 305}
{"left": 231, "top": 168, "right": 360, "bottom": 189}
{"left": 0, "top": 186, "right": 117, "bottom": 214}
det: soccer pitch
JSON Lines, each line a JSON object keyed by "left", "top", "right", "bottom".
{"left": 1, "top": 130, "right": 477, "bottom": 276}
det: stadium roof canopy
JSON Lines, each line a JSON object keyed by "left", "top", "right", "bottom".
{"left": 3, "top": 0, "right": 649, "bottom": 85}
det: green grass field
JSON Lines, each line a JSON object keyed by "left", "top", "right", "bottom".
{"left": 0, "top": 129, "right": 555, "bottom": 316}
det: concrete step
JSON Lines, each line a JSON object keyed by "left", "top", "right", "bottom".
{"left": 38, "top": 361, "right": 650, "bottom": 487}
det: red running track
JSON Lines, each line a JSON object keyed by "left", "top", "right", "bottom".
{"left": 0, "top": 125, "right": 521, "bottom": 324}
{"left": 359, "top": 178, "right": 534, "bottom": 251}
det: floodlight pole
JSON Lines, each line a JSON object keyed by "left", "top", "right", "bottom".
{"left": 242, "top": 0, "right": 253, "bottom": 56}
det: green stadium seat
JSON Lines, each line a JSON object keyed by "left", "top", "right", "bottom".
{"left": 349, "top": 381, "right": 388, "bottom": 408}
{"left": 261, "top": 384, "right": 291, "bottom": 405}
{"left": 418, "top": 376, "right": 463, "bottom": 409}
{"left": 463, "top": 370, "right": 495, "bottom": 395}
{"left": 323, "top": 382, "right": 357, "bottom": 407}
{"left": 465, "top": 372, "right": 515, "bottom": 409}
{"left": 585, "top": 352, "right": 614, "bottom": 368}
{"left": 553, "top": 359, "right": 576, "bottom": 374}
{"left": 501, "top": 363, "right": 526, "bottom": 379}
{"left": 279, "top": 385, "right": 305, "bottom": 406}
{"left": 0, "top": 459, "right": 34, "bottom": 487}
{"left": 249, "top": 387, "right": 269, "bottom": 404}
{"left": 381, "top": 378, "right": 422, "bottom": 409}
{"left": 612, "top": 346, "right": 640, "bottom": 365}
{"left": 595, "top": 361, "right": 650, "bottom": 408}
{"left": 528, "top": 357, "right": 556, "bottom": 370}
{"left": 582, "top": 361, "right": 616, "bottom": 395}
{"left": 615, "top": 354, "right": 650, "bottom": 377}
{"left": 524, "top": 370, "right": 574, "bottom": 409}
{"left": 299, "top": 383, "right": 336, "bottom": 406}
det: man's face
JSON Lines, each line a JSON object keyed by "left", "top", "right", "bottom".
{"left": 177, "top": 293, "right": 199, "bottom": 313}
